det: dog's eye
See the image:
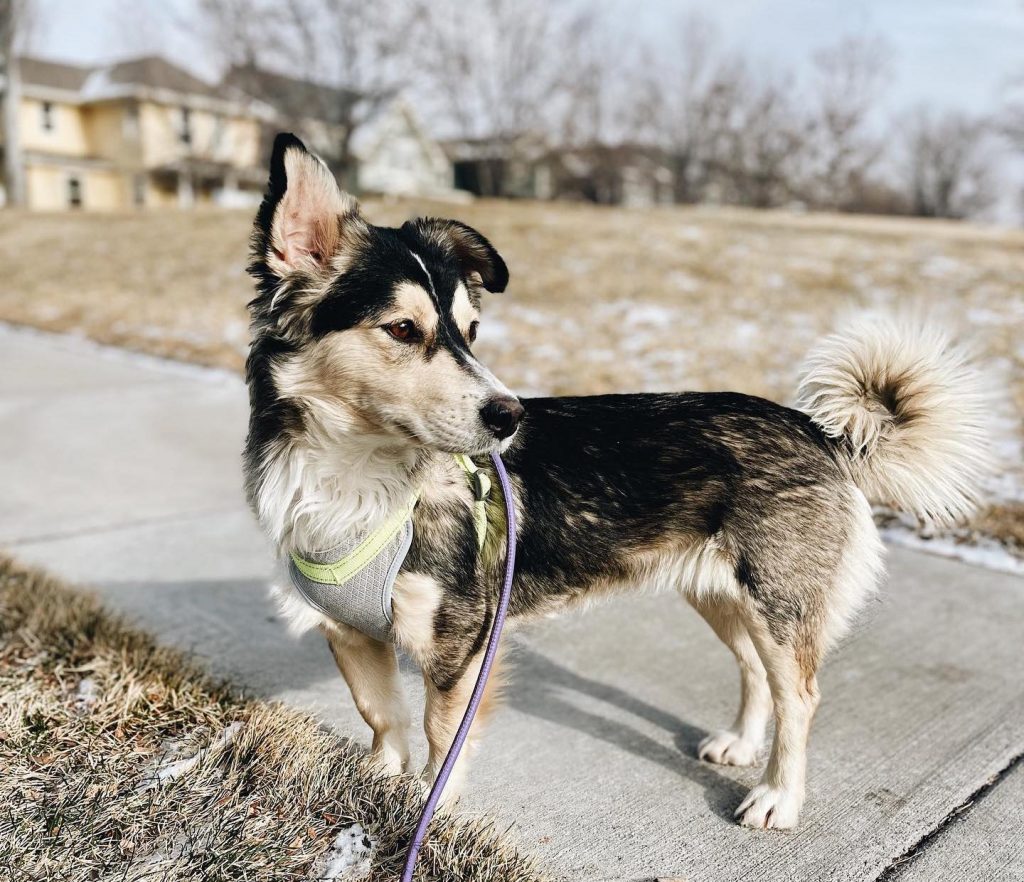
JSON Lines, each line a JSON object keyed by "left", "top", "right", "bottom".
{"left": 384, "top": 320, "right": 419, "bottom": 343}
{"left": 468, "top": 321, "right": 479, "bottom": 344}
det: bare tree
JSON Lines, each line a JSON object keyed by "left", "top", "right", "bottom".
{"left": 196, "top": 0, "right": 413, "bottom": 183}
{"left": 903, "top": 108, "right": 994, "bottom": 219}
{"left": 555, "top": 9, "right": 633, "bottom": 149}
{"left": 713, "top": 68, "right": 809, "bottom": 208}
{"left": 0, "top": 0, "right": 34, "bottom": 207}
{"left": 1004, "top": 88, "right": 1024, "bottom": 150}
{"left": 807, "top": 35, "right": 891, "bottom": 210}
{"left": 409, "top": 0, "right": 595, "bottom": 196}
{"left": 194, "top": 0, "right": 283, "bottom": 70}
{"left": 633, "top": 13, "right": 733, "bottom": 204}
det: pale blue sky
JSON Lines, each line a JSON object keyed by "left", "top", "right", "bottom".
{"left": 32, "top": 0, "right": 1024, "bottom": 114}
{"left": 28, "top": 0, "right": 1024, "bottom": 220}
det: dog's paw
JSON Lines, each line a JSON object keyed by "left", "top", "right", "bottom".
{"left": 735, "top": 784, "right": 802, "bottom": 830}
{"left": 419, "top": 764, "right": 464, "bottom": 808}
{"left": 697, "top": 730, "right": 760, "bottom": 766}
{"left": 371, "top": 744, "right": 408, "bottom": 777}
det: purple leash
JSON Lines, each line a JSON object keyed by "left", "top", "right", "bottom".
{"left": 400, "top": 451, "right": 517, "bottom": 882}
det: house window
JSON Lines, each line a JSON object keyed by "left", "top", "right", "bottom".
{"left": 211, "top": 113, "right": 224, "bottom": 151}
{"left": 41, "top": 101, "right": 54, "bottom": 132}
{"left": 67, "top": 176, "right": 83, "bottom": 208}
{"left": 133, "top": 174, "right": 146, "bottom": 207}
{"left": 123, "top": 104, "right": 139, "bottom": 139}
{"left": 179, "top": 107, "right": 192, "bottom": 146}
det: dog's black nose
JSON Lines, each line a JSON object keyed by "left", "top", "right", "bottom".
{"left": 480, "top": 396, "right": 524, "bottom": 439}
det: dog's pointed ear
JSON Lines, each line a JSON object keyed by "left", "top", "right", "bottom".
{"left": 406, "top": 218, "right": 509, "bottom": 293}
{"left": 252, "top": 133, "right": 364, "bottom": 279}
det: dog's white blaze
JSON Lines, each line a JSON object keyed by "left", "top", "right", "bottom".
{"left": 408, "top": 251, "right": 435, "bottom": 295}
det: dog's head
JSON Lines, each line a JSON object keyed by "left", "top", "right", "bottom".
{"left": 247, "top": 133, "right": 522, "bottom": 455}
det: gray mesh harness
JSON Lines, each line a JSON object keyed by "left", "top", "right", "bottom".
{"left": 287, "top": 456, "right": 490, "bottom": 644}
{"left": 288, "top": 515, "right": 413, "bottom": 643}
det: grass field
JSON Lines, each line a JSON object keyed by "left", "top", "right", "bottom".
{"left": 0, "top": 554, "right": 547, "bottom": 881}
{"left": 1, "top": 200, "right": 1021, "bottom": 554}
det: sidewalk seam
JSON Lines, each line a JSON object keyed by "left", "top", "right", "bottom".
{"left": 873, "top": 750, "right": 1024, "bottom": 881}
{"left": 3, "top": 506, "right": 247, "bottom": 547}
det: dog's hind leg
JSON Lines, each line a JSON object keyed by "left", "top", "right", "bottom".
{"left": 421, "top": 643, "right": 508, "bottom": 805}
{"left": 689, "top": 596, "right": 773, "bottom": 767}
{"left": 323, "top": 623, "right": 411, "bottom": 775}
{"left": 733, "top": 604, "right": 823, "bottom": 830}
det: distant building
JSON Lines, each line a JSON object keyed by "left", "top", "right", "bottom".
{"left": 223, "top": 64, "right": 453, "bottom": 198}
{"left": 4, "top": 55, "right": 269, "bottom": 211}
{"left": 544, "top": 144, "right": 675, "bottom": 208}
{"left": 443, "top": 137, "right": 675, "bottom": 206}
{"left": 443, "top": 134, "right": 553, "bottom": 199}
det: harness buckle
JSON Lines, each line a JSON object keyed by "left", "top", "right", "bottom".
{"left": 470, "top": 469, "right": 490, "bottom": 501}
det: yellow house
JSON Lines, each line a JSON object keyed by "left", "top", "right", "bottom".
{"left": 6, "top": 56, "right": 270, "bottom": 211}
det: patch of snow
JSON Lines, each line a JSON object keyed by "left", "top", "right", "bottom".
{"left": 74, "top": 677, "right": 99, "bottom": 712}
{"left": 882, "top": 526, "right": 1024, "bottom": 577}
{"left": 965, "top": 307, "right": 1007, "bottom": 326}
{"left": 919, "top": 255, "right": 963, "bottom": 279}
{"left": 310, "top": 823, "right": 374, "bottom": 881}
{"left": 223, "top": 320, "right": 248, "bottom": 344}
{"left": 667, "top": 270, "right": 700, "bottom": 293}
{"left": 137, "top": 722, "right": 244, "bottom": 791}
{"left": 733, "top": 321, "right": 760, "bottom": 345}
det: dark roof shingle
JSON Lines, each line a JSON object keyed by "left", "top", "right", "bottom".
{"left": 17, "top": 57, "right": 93, "bottom": 92}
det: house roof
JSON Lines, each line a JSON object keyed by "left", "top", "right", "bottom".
{"left": 99, "top": 56, "right": 222, "bottom": 99}
{"left": 17, "top": 54, "right": 262, "bottom": 113}
{"left": 223, "top": 64, "right": 364, "bottom": 125}
{"left": 17, "top": 57, "right": 94, "bottom": 94}
{"left": 440, "top": 133, "right": 551, "bottom": 162}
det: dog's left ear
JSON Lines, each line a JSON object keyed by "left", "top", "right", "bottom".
{"left": 405, "top": 218, "right": 509, "bottom": 293}
{"left": 252, "top": 133, "right": 365, "bottom": 280}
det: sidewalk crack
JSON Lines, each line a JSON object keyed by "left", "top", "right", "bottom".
{"left": 874, "top": 751, "right": 1024, "bottom": 880}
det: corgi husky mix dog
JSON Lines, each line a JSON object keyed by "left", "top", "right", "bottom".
{"left": 244, "top": 133, "right": 991, "bottom": 829}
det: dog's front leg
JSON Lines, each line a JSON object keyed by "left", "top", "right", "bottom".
{"left": 689, "top": 596, "right": 773, "bottom": 766}
{"left": 323, "top": 623, "right": 411, "bottom": 775}
{"left": 421, "top": 643, "right": 508, "bottom": 806}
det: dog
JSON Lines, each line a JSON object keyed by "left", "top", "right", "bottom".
{"left": 243, "top": 133, "right": 991, "bottom": 830}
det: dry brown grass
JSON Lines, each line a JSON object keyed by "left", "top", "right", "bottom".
{"left": 0, "top": 200, "right": 1021, "bottom": 551}
{"left": 0, "top": 554, "right": 549, "bottom": 882}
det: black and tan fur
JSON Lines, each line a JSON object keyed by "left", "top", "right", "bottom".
{"left": 243, "top": 134, "right": 992, "bottom": 829}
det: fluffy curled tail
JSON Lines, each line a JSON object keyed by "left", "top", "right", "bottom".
{"left": 797, "top": 316, "right": 992, "bottom": 526}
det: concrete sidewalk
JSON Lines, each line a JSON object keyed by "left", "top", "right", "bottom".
{"left": 2, "top": 325, "right": 1022, "bottom": 882}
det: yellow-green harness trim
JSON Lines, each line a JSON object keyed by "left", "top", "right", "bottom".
{"left": 290, "top": 454, "right": 490, "bottom": 587}
{"left": 452, "top": 453, "right": 491, "bottom": 550}
{"left": 289, "top": 493, "right": 419, "bottom": 586}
